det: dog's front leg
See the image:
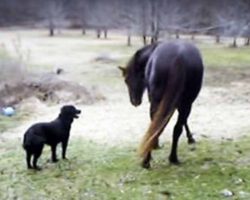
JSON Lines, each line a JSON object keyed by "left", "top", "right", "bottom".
{"left": 51, "top": 145, "right": 58, "bottom": 162}
{"left": 62, "top": 140, "right": 68, "bottom": 159}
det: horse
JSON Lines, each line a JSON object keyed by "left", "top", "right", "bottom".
{"left": 119, "top": 41, "right": 204, "bottom": 169}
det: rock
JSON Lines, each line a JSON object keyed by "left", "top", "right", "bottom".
{"left": 56, "top": 68, "right": 64, "bottom": 75}
{"left": 234, "top": 178, "right": 244, "bottom": 185}
{"left": 93, "top": 53, "right": 118, "bottom": 63}
{"left": 220, "top": 189, "right": 234, "bottom": 197}
{"left": 239, "top": 191, "right": 250, "bottom": 198}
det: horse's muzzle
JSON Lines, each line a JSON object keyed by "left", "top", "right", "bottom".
{"left": 131, "top": 97, "right": 141, "bottom": 107}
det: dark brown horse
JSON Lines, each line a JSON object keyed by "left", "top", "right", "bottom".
{"left": 119, "top": 41, "right": 204, "bottom": 168}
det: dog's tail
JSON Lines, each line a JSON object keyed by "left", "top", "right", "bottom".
{"left": 138, "top": 63, "right": 185, "bottom": 158}
{"left": 22, "top": 132, "right": 29, "bottom": 150}
{"left": 22, "top": 129, "right": 45, "bottom": 150}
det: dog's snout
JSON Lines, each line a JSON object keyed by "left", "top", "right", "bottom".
{"left": 76, "top": 109, "right": 81, "bottom": 114}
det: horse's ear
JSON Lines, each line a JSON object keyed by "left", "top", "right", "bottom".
{"left": 118, "top": 66, "right": 127, "bottom": 76}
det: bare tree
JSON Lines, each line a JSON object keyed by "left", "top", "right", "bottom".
{"left": 140, "top": 0, "right": 150, "bottom": 45}
{"left": 118, "top": 0, "right": 137, "bottom": 46}
{"left": 1, "top": 0, "right": 250, "bottom": 48}
{"left": 149, "top": 0, "right": 160, "bottom": 43}
{"left": 212, "top": 0, "right": 248, "bottom": 47}
{"left": 41, "top": 0, "right": 67, "bottom": 36}
{"left": 86, "top": 0, "right": 119, "bottom": 39}
{"left": 158, "top": 0, "right": 184, "bottom": 39}
{"left": 243, "top": 24, "right": 250, "bottom": 45}
{"left": 73, "top": 0, "right": 89, "bottom": 35}
{"left": 242, "top": 0, "right": 250, "bottom": 45}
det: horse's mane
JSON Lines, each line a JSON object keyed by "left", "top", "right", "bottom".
{"left": 126, "top": 43, "right": 160, "bottom": 72}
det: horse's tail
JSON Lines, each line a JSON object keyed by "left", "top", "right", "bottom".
{"left": 138, "top": 62, "right": 186, "bottom": 158}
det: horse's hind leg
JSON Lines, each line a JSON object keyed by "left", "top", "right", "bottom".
{"left": 141, "top": 152, "right": 152, "bottom": 169}
{"left": 185, "top": 123, "right": 195, "bottom": 144}
{"left": 169, "top": 105, "right": 191, "bottom": 164}
{"left": 182, "top": 105, "right": 195, "bottom": 144}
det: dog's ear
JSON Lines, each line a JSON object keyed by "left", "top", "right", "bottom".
{"left": 118, "top": 66, "right": 127, "bottom": 77}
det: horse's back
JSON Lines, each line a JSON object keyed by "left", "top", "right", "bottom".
{"left": 151, "top": 41, "right": 203, "bottom": 72}
{"left": 146, "top": 41, "right": 204, "bottom": 104}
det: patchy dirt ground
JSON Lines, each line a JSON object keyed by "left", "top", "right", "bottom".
{"left": 0, "top": 72, "right": 104, "bottom": 107}
{"left": 0, "top": 29, "right": 250, "bottom": 148}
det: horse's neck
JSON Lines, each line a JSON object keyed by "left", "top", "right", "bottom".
{"left": 138, "top": 43, "right": 159, "bottom": 70}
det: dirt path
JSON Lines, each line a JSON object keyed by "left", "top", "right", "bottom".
{"left": 2, "top": 81, "right": 250, "bottom": 147}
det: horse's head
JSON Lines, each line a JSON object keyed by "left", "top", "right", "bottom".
{"left": 118, "top": 53, "right": 146, "bottom": 106}
{"left": 119, "top": 44, "right": 159, "bottom": 106}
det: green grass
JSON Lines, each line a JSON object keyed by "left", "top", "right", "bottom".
{"left": 0, "top": 110, "right": 30, "bottom": 133}
{"left": 82, "top": 42, "right": 250, "bottom": 71}
{"left": 197, "top": 44, "right": 250, "bottom": 68}
{"left": 1, "top": 137, "right": 250, "bottom": 200}
{"left": 91, "top": 41, "right": 250, "bottom": 69}
{"left": 0, "top": 48, "right": 8, "bottom": 59}
{"left": 1, "top": 34, "right": 250, "bottom": 199}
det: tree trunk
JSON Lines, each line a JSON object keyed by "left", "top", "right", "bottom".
{"left": 104, "top": 28, "right": 108, "bottom": 39}
{"left": 175, "top": 30, "right": 180, "bottom": 39}
{"left": 49, "top": 21, "right": 54, "bottom": 37}
{"left": 191, "top": 33, "right": 195, "bottom": 40}
{"left": 49, "top": 27, "right": 54, "bottom": 37}
{"left": 151, "top": 35, "right": 158, "bottom": 44}
{"left": 82, "top": 28, "right": 86, "bottom": 35}
{"left": 96, "top": 29, "right": 101, "bottom": 38}
{"left": 150, "top": 0, "right": 159, "bottom": 44}
{"left": 141, "top": 1, "right": 147, "bottom": 46}
{"left": 245, "top": 37, "right": 250, "bottom": 46}
{"left": 232, "top": 37, "right": 237, "bottom": 48}
{"left": 215, "top": 35, "right": 220, "bottom": 43}
{"left": 142, "top": 35, "right": 147, "bottom": 45}
{"left": 127, "top": 34, "right": 131, "bottom": 46}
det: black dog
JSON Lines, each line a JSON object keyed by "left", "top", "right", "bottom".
{"left": 23, "top": 105, "right": 81, "bottom": 170}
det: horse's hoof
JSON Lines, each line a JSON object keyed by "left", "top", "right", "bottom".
{"left": 141, "top": 162, "right": 151, "bottom": 169}
{"left": 169, "top": 157, "right": 181, "bottom": 165}
{"left": 153, "top": 145, "right": 161, "bottom": 150}
{"left": 52, "top": 159, "right": 59, "bottom": 163}
{"left": 188, "top": 138, "right": 196, "bottom": 144}
{"left": 170, "top": 160, "right": 181, "bottom": 165}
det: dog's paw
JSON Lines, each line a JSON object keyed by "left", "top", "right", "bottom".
{"left": 52, "top": 159, "right": 59, "bottom": 163}
{"left": 34, "top": 166, "right": 42, "bottom": 171}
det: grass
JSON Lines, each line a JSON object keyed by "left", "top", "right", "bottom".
{"left": 199, "top": 44, "right": 250, "bottom": 68}
{"left": 76, "top": 40, "right": 250, "bottom": 69}
{"left": 1, "top": 136, "right": 250, "bottom": 200}
{"left": 1, "top": 31, "right": 250, "bottom": 199}
{"left": 0, "top": 109, "right": 31, "bottom": 133}
{"left": 0, "top": 45, "right": 8, "bottom": 59}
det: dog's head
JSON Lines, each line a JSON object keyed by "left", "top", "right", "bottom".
{"left": 60, "top": 105, "right": 81, "bottom": 121}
